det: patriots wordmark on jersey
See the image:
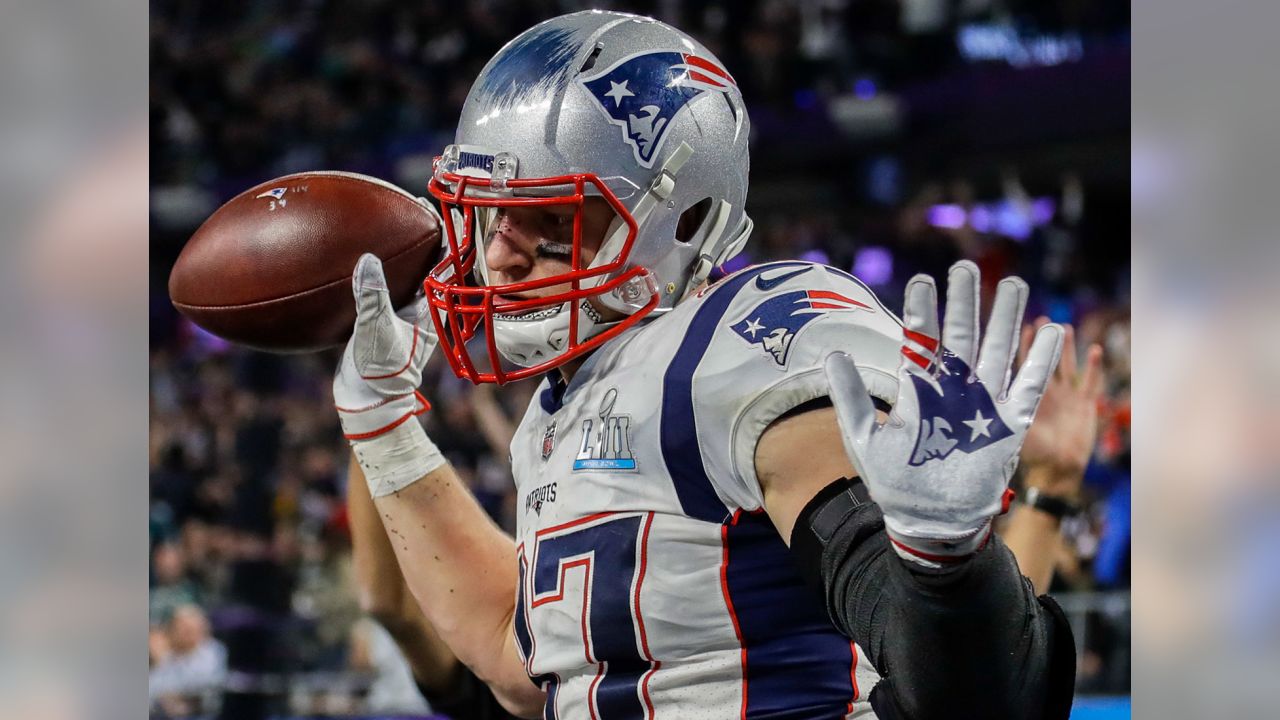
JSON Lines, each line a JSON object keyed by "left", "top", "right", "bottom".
{"left": 506, "top": 262, "right": 904, "bottom": 719}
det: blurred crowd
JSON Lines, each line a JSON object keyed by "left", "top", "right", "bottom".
{"left": 150, "top": 0, "right": 1129, "bottom": 716}
{"left": 150, "top": 0, "right": 1128, "bottom": 223}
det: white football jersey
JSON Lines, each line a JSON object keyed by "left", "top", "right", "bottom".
{"left": 508, "top": 262, "right": 904, "bottom": 719}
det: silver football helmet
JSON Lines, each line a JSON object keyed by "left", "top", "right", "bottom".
{"left": 425, "top": 10, "right": 752, "bottom": 383}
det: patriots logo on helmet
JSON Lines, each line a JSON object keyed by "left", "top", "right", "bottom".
{"left": 580, "top": 50, "right": 736, "bottom": 167}
{"left": 731, "top": 290, "right": 871, "bottom": 366}
{"left": 907, "top": 351, "right": 1015, "bottom": 466}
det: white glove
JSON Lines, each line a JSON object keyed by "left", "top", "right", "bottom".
{"left": 824, "top": 261, "right": 1064, "bottom": 568}
{"left": 333, "top": 254, "right": 446, "bottom": 496}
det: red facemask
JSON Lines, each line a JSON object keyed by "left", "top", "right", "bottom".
{"left": 424, "top": 157, "right": 659, "bottom": 384}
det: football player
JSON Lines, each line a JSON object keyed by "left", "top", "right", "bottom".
{"left": 333, "top": 11, "right": 1077, "bottom": 719}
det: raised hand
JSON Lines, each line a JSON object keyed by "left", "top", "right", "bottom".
{"left": 824, "top": 261, "right": 1064, "bottom": 567}
{"left": 1018, "top": 318, "right": 1104, "bottom": 498}
{"left": 333, "top": 253, "right": 438, "bottom": 440}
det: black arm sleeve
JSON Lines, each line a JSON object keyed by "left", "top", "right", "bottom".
{"left": 415, "top": 667, "right": 521, "bottom": 720}
{"left": 790, "top": 479, "right": 1076, "bottom": 720}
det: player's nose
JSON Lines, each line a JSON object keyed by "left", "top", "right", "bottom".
{"left": 484, "top": 210, "right": 535, "bottom": 279}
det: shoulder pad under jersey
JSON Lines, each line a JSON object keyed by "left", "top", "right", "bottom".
{"left": 673, "top": 261, "right": 904, "bottom": 511}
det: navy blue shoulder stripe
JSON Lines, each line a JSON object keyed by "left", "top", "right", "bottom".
{"left": 539, "top": 373, "right": 568, "bottom": 415}
{"left": 659, "top": 262, "right": 811, "bottom": 523}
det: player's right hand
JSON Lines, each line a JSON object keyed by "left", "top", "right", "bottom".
{"left": 333, "top": 253, "right": 438, "bottom": 441}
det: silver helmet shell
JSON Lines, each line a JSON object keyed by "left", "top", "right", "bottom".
{"left": 431, "top": 10, "right": 753, "bottom": 375}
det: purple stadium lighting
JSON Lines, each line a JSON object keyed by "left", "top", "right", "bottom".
{"left": 927, "top": 204, "right": 967, "bottom": 229}
{"left": 992, "top": 201, "right": 1032, "bottom": 240}
{"left": 853, "top": 246, "right": 893, "bottom": 286}
{"left": 1031, "top": 198, "right": 1056, "bottom": 224}
{"left": 183, "top": 318, "right": 232, "bottom": 355}
{"left": 926, "top": 198, "right": 1058, "bottom": 241}
{"left": 799, "top": 248, "right": 831, "bottom": 265}
{"left": 969, "top": 206, "right": 992, "bottom": 232}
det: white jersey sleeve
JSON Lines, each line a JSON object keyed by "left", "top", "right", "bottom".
{"left": 683, "top": 261, "right": 904, "bottom": 512}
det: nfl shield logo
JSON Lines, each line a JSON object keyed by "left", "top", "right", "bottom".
{"left": 541, "top": 422, "right": 556, "bottom": 461}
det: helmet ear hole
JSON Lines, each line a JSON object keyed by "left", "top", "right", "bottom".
{"left": 676, "top": 197, "right": 713, "bottom": 244}
{"left": 579, "top": 44, "right": 604, "bottom": 73}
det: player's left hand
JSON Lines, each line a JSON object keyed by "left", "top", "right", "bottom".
{"left": 824, "top": 261, "right": 1064, "bottom": 567}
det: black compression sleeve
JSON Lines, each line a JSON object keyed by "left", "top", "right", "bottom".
{"left": 790, "top": 479, "right": 1076, "bottom": 720}
{"left": 415, "top": 666, "right": 521, "bottom": 720}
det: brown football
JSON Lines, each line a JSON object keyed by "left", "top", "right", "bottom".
{"left": 169, "top": 171, "right": 440, "bottom": 353}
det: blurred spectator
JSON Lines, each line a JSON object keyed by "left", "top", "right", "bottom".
{"left": 149, "top": 604, "right": 228, "bottom": 717}
{"left": 348, "top": 617, "right": 431, "bottom": 715}
{"left": 150, "top": 543, "right": 201, "bottom": 624}
{"left": 293, "top": 509, "right": 362, "bottom": 670}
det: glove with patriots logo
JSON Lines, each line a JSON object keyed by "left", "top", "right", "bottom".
{"left": 333, "top": 253, "right": 446, "bottom": 497}
{"left": 824, "top": 261, "right": 1064, "bottom": 568}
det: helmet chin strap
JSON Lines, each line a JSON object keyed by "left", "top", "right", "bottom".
{"left": 468, "top": 207, "right": 499, "bottom": 287}
{"left": 589, "top": 142, "right": 695, "bottom": 315}
{"left": 685, "top": 211, "right": 754, "bottom": 299}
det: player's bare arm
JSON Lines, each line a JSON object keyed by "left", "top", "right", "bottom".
{"left": 349, "top": 454, "right": 526, "bottom": 717}
{"left": 333, "top": 255, "right": 543, "bottom": 718}
{"left": 755, "top": 405, "right": 858, "bottom": 542}
{"left": 371, "top": 464, "right": 541, "bottom": 717}
{"left": 755, "top": 261, "right": 1077, "bottom": 719}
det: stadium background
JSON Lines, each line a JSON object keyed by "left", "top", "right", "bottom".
{"left": 149, "top": 1, "right": 1131, "bottom": 718}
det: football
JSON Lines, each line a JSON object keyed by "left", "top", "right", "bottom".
{"left": 169, "top": 171, "right": 441, "bottom": 353}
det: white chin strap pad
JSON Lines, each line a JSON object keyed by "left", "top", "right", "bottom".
{"left": 491, "top": 300, "right": 609, "bottom": 368}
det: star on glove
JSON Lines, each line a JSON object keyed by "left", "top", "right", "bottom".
{"left": 824, "top": 261, "right": 1064, "bottom": 568}
{"left": 333, "top": 254, "right": 437, "bottom": 440}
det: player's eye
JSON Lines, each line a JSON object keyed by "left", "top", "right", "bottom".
{"left": 546, "top": 211, "right": 575, "bottom": 230}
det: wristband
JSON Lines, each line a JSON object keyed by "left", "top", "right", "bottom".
{"left": 351, "top": 418, "right": 447, "bottom": 497}
{"left": 1021, "top": 486, "right": 1082, "bottom": 520}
